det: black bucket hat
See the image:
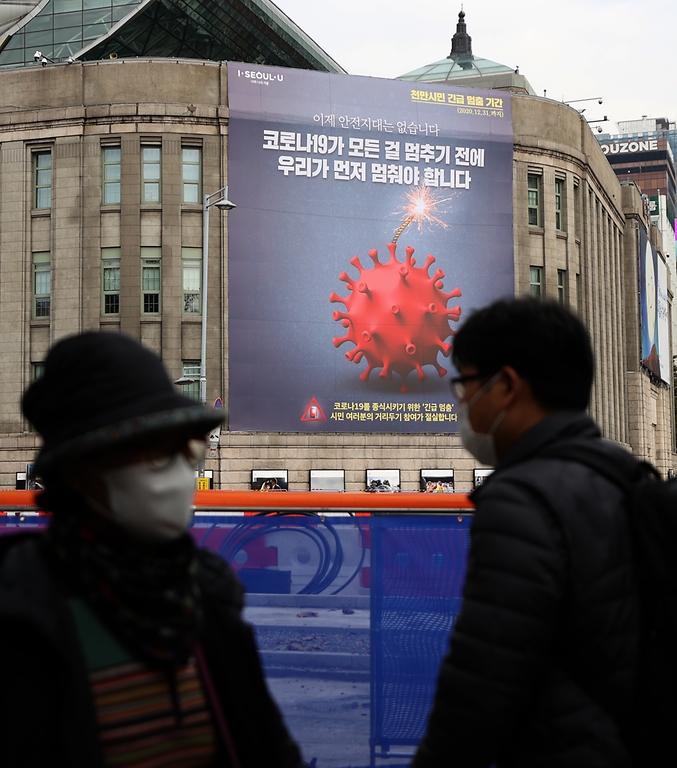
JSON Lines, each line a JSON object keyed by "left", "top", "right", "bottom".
{"left": 23, "top": 332, "right": 224, "bottom": 475}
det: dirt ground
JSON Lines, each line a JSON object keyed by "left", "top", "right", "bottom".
{"left": 267, "top": 676, "right": 412, "bottom": 768}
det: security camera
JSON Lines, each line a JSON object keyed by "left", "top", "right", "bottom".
{"left": 40, "top": 57, "right": 48, "bottom": 67}
{"left": 33, "top": 50, "right": 42, "bottom": 62}
{"left": 598, "top": 99, "right": 603, "bottom": 105}
{"left": 66, "top": 56, "right": 75, "bottom": 64}
{"left": 597, "top": 126, "right": 603, "bottom": 133}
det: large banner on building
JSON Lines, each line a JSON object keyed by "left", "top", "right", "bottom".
{"left": 639, "top": 228, "right": 671, "bottom": 384}
{"left": 227, "top": 63, "right": 514, "bottom": 432}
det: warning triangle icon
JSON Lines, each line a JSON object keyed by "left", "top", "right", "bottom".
{"left": 301, "top": 397, "right": 327, "bottom": 421}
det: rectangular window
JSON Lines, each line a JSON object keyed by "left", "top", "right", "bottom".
{"left": 474, "top": 468, "right": 494, "bottom": 488}
{"left": 529, "top": 266, "right": 542, "bottom": 299}
{"left": 102, "top": 247, "right": 121, "bottom": 315}
{"left": 102, "top": 147, "right": 121, "bottom": 205}
{"left": 310, "top": 469, "right": 346, "bottom": 492}
{"left": 141, "top": 146, "right": 161, "bottom": 203}
{"left": 182, "top": 147, "right": 201, "bottom": 204}
{"left": 527, "top": 173, "right": 541, "bottom": 227}
{"left": 251, "top": 470, "right": 288, "bottom": 491}
{"left": 573, "top": 182, "right": 581, "bottom": 237}
{"left": 33, "top": 252, "right": 51, "bottom": 317}
{"left": 141, "top": 247, "right": 161, "bottom": 314}
{"left": 34, "top": 152, "right": 52, "bottom": 209}
{"left": 182, "top": 361, "right": 201, "bottom": 402}
{"left": 555, "top": 178, "right": 565, "bottom": 231}
{"left": 182, "top": 247, "right": 202, "bottom": 314}
{"left": 557, "top": 269, "right": 567, "bottom": 304}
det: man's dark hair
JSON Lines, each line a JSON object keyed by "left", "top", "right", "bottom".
{"left": 452, "top": 298, "right": 594, "bottom": 410}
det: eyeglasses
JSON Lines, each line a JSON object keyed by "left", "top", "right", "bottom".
{"left": 146, "top": 439, "right": 206, "bottom": 470}
{"left": 449, "top": 372, "right": 495, "bottom": 400}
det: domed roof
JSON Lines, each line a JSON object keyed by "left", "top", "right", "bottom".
{"left": 397, "top": 10, "right": 535, "bottom": 96}
{"left": 398, "top": 55, "right": 519, "bottom": 84}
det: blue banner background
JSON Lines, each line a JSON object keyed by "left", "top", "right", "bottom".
{"left": 227, "top": 64, "right": 514, "bottom": 432}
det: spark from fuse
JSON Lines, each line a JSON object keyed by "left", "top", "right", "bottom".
{"left": 391, "top": 187, "right": 455, "bottom": 243}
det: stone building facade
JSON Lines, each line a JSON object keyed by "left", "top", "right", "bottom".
{"left": 0, "top": 58, "right": 673, "bottom": 491}
{"left": 513, "top": 96, "right": 674, "bottom": 474}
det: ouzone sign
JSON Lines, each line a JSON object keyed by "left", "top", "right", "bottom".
{"left": 600, "top": 139, "right": 658, "bottom": 155}
{"left": 227, "top": 63, "right": 514, "bottom": 433}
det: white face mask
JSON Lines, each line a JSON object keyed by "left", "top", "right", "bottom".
{"left": 89, "top": 452, "right": 196, "bottom": 543}
{"left": 457, "top": 372, "right": 507, "bottom": 467}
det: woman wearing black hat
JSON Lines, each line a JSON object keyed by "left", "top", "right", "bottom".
{"left": 0, "top": 332, "right": 304, "bottom": 768}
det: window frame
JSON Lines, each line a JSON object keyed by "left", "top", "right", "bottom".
{"left": 141, "top": 247, "right": 162, "bottom": 315}
{"left": 101, "top": 247, "right": 121, "bottom": 316}
{"left": 527, "top": 173, "right": 542, "bottom": 228}
{"left": 102, "top": 146, "right": 121, "bottom": 205}
{"left": 182, "top": 247, "right": 202, "bottom": 315}
{"left": 529, "top": 265, "right": 542, "bottom": 299}
{"left": 34, "top": 151, "right": 52, "bottom": 210}
{"left": 141, "top": 145, "right": 162, "bottom": 203}
{"left": 573, "top": 180, "right": 581, "bottom": 237}
{"left": 32, "top": 251, "right": 51, "bottom": 318}
{"left": 182, "top": 146, "right": 202, "bottom": 204}
{"left": 31, "top": 362, "right": 45, "bottom": 382}
{"left": 181, "top": 360, "right": 201, "bottom": 401}
{"left": 555, "top": 177, "right": 566, "bottom": 231}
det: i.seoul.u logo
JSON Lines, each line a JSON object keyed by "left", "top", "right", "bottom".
{"left": 237, "top": 69, "right": 284, "bottom": 82}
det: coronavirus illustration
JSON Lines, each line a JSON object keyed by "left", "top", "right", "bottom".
{"left": 330, "top": 239, "right": 462, "bottom": 393}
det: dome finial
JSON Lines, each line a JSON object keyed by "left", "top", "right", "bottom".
{"left": 449, "top": 7, "right": 472, "bottom": 59}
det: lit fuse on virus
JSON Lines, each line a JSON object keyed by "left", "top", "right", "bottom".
{"left": 330, "top": 188, "right": 462, "bottom": 393}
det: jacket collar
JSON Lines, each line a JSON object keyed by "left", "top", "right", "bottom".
{"left": 498, "top": 410, "right": 600, "bottom": 471}
{"left": 471, "top": 410, "right": 600, "bottom": 499}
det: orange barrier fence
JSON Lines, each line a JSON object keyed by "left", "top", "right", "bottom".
{"left": 0, "top": 489, "right": 473, "bottom": 514}
{"left": 194, "top": 490, "right": 473, "bottom": 512}
{"left": 0, "top": 490, "right": 42, "bottom": 512}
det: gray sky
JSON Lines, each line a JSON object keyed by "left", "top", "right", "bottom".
{"left": 276, "top": 0, "right": 676, "bottom": 133}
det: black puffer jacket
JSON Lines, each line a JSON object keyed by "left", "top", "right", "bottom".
{"left": 413, "top": 411, "right": 640, "bottom": 768}
{"left": 0, "top": 533, "right": 303, "bottom": 768}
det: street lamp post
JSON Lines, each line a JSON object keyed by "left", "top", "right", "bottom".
{"left": 200, "top": 187, "right": 236, "bottom": 411}
{"left": 176, "top": 186, "right": 235, "bottom": 480}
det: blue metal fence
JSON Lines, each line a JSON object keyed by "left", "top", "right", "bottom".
{"left": 370, "top": 516, "right": 470, "bottom": 764}
{"left": 1, "top": 508, "right": 472, "bottom": 768}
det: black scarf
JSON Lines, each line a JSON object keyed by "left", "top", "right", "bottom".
{"left": 46, "top": 512, "right": 202, "bottom": 669}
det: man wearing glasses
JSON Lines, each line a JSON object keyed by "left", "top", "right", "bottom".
{"left": 414, "top": 298, "right": 640, "bottom": 768}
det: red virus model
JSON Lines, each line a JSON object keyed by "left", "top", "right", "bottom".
{"left": 330, "top": 242, "right": 462, "bottom": 393}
